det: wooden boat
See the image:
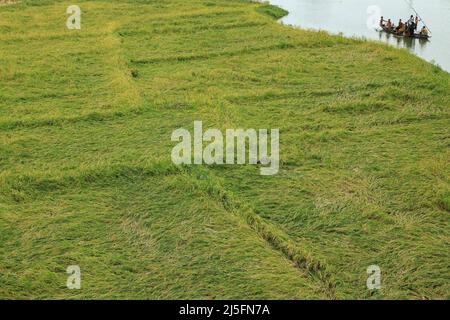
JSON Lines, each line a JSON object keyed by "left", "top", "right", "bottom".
{"left": 381, "top": 26, "right": 430, "bottom": 40}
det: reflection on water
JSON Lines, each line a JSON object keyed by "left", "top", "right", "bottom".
{"left": 268, "top": 0, "right": 450, "bottom": 72}
{"left": 377, "top": 30, "right": 429, "bottom": 51}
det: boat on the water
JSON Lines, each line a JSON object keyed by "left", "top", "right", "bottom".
{"left": 380, "top": 26, "right": 430, "bottom": 40}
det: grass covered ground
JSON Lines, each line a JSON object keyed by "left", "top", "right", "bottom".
{"left": 0, "top": 0, "right": 449, "bottom": 299}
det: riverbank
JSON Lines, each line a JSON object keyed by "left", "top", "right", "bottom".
{"left": 0, "top": 0, "right": 448, "bottom": 299}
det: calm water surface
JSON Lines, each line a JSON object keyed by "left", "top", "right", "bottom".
{"left": 269, "top": 0, "right": 450, "bottom": 72}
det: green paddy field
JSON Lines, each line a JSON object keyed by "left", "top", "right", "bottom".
{"left": 0, "top": 0, "right": 449, "bottom": 299}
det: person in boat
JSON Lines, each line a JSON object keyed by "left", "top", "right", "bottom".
{"left": 420, "top": 26, "right": 429, "bottom": 36}
{"left": 409, "top": 23, "right": 416, "bottom": 36}
{"left": 395, "top": 19, "right": 405, "bottom": 34}
{"left": 406, "top": 15, "right": 416, "bottom": 36}
{"left": 415, "top": 16, "right": 421, "bottom": 30}
{"left": 407, "top": 15, "right": 416, "bottom": 29}
{"left": 386, "top": 19, "right": 393, "bottom": 30}
{"left": 379, "top": 16, "right": 386, "bottom": 27}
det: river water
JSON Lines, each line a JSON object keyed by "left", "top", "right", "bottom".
{"left": 268, "top": 0, "right": 450, "bottom": 72}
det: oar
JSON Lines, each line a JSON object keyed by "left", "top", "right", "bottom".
{"left": 404, "top": 0, "right": 432, "bottom": 35}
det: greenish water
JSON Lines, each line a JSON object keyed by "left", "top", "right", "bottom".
{"left": 269, "top": 0, "right": 450, "bottom": 72}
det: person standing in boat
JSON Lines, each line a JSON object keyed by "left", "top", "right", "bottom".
{"left": 406, "top": 15, "right": 415, "bottom": 35}
{"left": 379, "top": 16, "right": 386, "bottom": 27}
{"left": 415, "top": 16, "right": 421, "bottom": 30}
